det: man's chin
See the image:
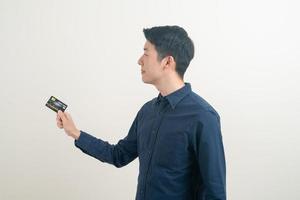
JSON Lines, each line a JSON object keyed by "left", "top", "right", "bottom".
{"left": 142, "top": 78, "right": 152, "bottom": 85}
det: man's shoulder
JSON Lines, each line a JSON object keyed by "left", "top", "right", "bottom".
{"left": 134, "top": 97, "right": 156, "bottom": 117}
{"left": 185, "top": 91, "right": 220, "bottom": 119}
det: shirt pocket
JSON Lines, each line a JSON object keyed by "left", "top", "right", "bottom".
{"left": 155, "top": 131, "right": 190, "bottom": 168}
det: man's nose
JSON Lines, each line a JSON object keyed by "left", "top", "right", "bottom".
{"left": 138, "top": 56, "right": 143, "bottom": 66}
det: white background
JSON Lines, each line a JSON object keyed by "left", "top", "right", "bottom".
{"left": 1, "top": 0, "right": 299, "bottom": 199}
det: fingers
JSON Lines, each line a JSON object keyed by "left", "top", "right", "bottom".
{"left": 56, "top": 114, "right": 62, "bottom": 121}
{"left": 58, "top": 110, "right": 67, "bottom": 121}
{"left": 57, "top": 121, "right": 63, "bottom": 129}
{"left": 56, "top": 111, "right": 75, "bottom": 131}
{"left": 56, "top": 113, "right": 63, "bottom": 129}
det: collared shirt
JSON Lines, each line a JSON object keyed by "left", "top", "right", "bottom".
{"left": 75, "top": 83, "right": 226, "bottom": 200}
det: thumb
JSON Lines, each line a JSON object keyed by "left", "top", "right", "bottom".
{"left": 58, "top": 110, "right": 67, "bottom": 121}
{"left": 64, "top": 112, "right": 72, "bottom": 120}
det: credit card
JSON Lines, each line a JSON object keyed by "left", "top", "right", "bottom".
{"left": 45, "top": 96, "right": 68, "bottom": 112}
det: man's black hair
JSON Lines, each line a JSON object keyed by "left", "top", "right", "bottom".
{"left": 143, "top": 25, "right": 194, "bottom": 79}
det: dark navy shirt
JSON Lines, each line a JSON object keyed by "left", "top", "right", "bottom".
{"left": 75, "top": 83, "right": 226, "bottom": 200}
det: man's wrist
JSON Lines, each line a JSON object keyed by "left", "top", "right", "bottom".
{"left": 72, "top": 129, "right": 81, "bottom": 140}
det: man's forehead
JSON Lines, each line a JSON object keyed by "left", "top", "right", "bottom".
{"left": 144, "top": 41, "right": 154, "bottom": 51}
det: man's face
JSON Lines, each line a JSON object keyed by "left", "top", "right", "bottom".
{"left": 138, "top": 41, "right": 164, "bottom": 85}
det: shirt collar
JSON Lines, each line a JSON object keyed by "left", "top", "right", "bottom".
{"left": 155, "top": 82, "right": 192, "bottom": 109}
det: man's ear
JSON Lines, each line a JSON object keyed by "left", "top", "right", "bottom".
{"left": 163, "top": 56, "right": 176, "bottom": 70}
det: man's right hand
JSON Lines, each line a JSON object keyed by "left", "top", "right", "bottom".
{"left": 56, "top": 110, "right": 81, "bottom": 140}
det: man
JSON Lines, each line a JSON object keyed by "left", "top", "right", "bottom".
{"left": 56, "top": 25, "right": 226, "bottom": 200}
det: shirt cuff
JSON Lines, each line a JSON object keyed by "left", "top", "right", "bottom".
{"left": 74, "top": 130, "right": 95, "bottom": 150}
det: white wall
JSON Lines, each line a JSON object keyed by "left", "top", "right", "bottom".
{"left": 1, "top": 0, "right": 299, "bottom": 199}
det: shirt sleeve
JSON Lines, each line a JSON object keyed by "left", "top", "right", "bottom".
{"left": 74, "top": 111, "right": 140, "bottom": 168}
{"left": 192, "top": 111, "right": 226, "bottom": 200}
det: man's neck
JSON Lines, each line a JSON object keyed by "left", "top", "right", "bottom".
{"left": 154, "top": 78, "right": 185, "bottom": 97}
